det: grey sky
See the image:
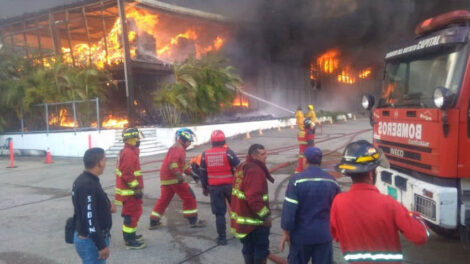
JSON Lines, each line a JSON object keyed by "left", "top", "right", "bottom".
{"left": 0, "top": 0, "right": 80, "bottom": 20}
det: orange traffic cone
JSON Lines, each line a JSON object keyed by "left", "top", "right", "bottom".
{"left": 258, "top": 129, "right": 263, "bottom": 135}
{"left": 245, "top": 131, "right": 251, "bottom": 139}
{"left": 45, "top": 148, "right": 53, "bottom": 164}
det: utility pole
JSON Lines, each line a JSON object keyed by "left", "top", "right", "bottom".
{"left": 117, "top": 0, "right": 135, "bottom": 127}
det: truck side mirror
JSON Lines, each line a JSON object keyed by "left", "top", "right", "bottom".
{"left": 362, "top": 94, "right": 375, "bottom": 110}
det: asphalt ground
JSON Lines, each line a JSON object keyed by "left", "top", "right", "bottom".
{"left": 0, "top": 118, "right": 469, "bottom": 264}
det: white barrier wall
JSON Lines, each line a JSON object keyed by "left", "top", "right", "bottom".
{"left": 155, "top": 118, "right": 296, "bottom": 148}
{"left": 0, "top": 118, "right": 296, "bottom": 157}
{"left": 0, "top": 130, "right": 116, "bottom": 157}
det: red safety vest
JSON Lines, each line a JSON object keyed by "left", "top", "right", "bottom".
{"left": 205, "top": 147, "right": 233, "bottom": 186}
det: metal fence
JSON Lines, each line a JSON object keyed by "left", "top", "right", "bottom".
{"left": 21, "top": 98, "right": 100, "bottom": 133}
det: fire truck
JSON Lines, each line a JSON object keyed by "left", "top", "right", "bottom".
{"left": 362, "top": 10, "right": 470, "bottom": 244}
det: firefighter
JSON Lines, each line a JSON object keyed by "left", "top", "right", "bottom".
{"left": 304, "top": 118, "right": 315, "bottom": 147}
{"left": 115, "top": 128, "right": 146, "bottom": 249}
{"left": 295, "top": 106, "right": 304, "bottom": 131}
{"left": 305, "top": 104, "right": 317, "bottom": 124}
{"left": 331, "top": 140, "right": 429, "bottom": 263}
{"left": 200, "top": 130, "right": 240, "bottom": 245}
{"left": 280, "top": 147, "right": 341, "bottom": 264}
{"left": 295, "top": 118, "right": 315, "bottom": 173}
{"left": 231, "top": 144, "right": 274, "bottom": 264}
{"left": 149, "top": 128, "right": 206, "bottom": 229}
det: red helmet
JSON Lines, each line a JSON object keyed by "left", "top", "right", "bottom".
{"left": 211, "top": 130, "right": 226, "bottom": 143}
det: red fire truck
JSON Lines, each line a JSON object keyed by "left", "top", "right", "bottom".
{"left": 362, "top": 10, "right": 470, "bottom": 244}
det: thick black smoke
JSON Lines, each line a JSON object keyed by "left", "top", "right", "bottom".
{"left": 2, "top": 0, "right": 469, "bottom": 113}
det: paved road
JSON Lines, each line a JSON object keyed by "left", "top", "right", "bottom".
{"left": 0, "top": 118, "right": 469, "bottom": 264}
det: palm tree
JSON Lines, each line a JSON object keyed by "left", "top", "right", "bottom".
{"left": 0, "top": 47, "right": 111, "bottom": 131}
{"left": 154, "top": 54, "right": 242, "bottom": 124}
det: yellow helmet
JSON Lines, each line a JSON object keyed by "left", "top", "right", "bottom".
{"left": 308, "top": 104, "right": 314, "bottom": 110}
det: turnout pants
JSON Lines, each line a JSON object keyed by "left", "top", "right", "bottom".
{"left": 295, "top": 144, "right": 307, "bottom": 174}
{"left": 151, "top": 182, "right": 198, "bottom": 221}
{"left": 121, "top": 197, "right": 142, "bottom": 241}
{"left": 209, "top": 184, "right": 232, "bottom": 238}
{"left": 287, "top": 240, "right": 332, "bottom": 264}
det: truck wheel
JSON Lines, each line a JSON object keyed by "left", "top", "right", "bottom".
{"left": 427, "top": 222, "right": 459, "bottom": 239}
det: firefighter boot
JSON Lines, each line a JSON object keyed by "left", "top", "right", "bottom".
{"left": 123, "top": 232, "right": 146, "bottom": 250}
{"left": 149, "top": 218, "right": 162, "bottom": 230}
{"left": 189, "top": 217, "right": 207, "bottom": 228}
{"left": 135, "top": 234, "right": 144, "bottom": 242}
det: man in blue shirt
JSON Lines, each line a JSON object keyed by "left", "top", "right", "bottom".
{"left": 280, "top": 147, "right": 341, "bottom": 264}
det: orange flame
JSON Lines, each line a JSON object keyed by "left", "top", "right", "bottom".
{"left": 310, "top": 63, "right": 317, "bottom": 80}
{"left": 232, "top": 95, "right": 249, "bottom": 108}
{"left": 61, "top": 4, "right": 227, "bottom": 68}
{"left": 49, "top": 109, "right": 77, "bottom": 128}
{"left": 316, "top": 49, "right": 340, "bottom": 74}
{"left": 90, "top": 115, "right": 129, "bottom": 128}
{"left": 337, "top": 69, "right": 356, "bottom": 84}
{"left": 359, "top": 68, "right": 372, "bottom": 79}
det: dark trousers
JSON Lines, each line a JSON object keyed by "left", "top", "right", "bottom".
{"left": 209, "top": 184, "right": 232, "bottom": 238}
{"left": 240, "top": 226, "right": 270, "bottom": 264}
{"left": 287, "top": 240, "right": 332, "bottom": 264}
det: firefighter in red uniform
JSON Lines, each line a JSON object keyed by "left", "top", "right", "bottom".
{"left": 115, "top": 128, "right": 146, "bottom": 249}
{"left": 149, "top": 128, "right": 206, "bottom": 229}
{"left": 231, "top": 144, "right": 275, "bottom": 264}
{"left": 331, "top": 140, "right": 429, "bottom": 263}
{"left": 200, "top": 130, "right": 240, "bottom": 245}
{"left": 295, "top": 118, "right": 315, "bottom": 173}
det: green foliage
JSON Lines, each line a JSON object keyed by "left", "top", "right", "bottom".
{"left": 0, "top": 45, "right": 111, "bottom": 131}
{"left": 316, "top": 110, "right": 347, "bottom": 121}
{"left": 154, "top": 54, "right": 242, "bottom": 124}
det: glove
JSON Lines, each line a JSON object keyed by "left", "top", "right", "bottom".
{"left": 176, "top": 174, "right": 185, "bottom": 183}
{"left": 203, "top": 188, "right": 209, "bottom": 196}
{"left": 134, "top": 189, "right": 143, "bottom": 199}
{"left": 410, "top": 211, "right": 423, "bottom": 220}
{"left": 263, "top": 215, "right": 272, "bottom": 227}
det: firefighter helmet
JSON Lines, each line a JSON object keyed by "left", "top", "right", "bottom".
{"left": 304, "top": 118, "right": 315, "bottom": 128}
{"left": 308, "top": 104, "right": 314, "bottom": 110}
{"left": 176, "top": 128, "right": 195, "bottom": 143}
{"left": 211, "top": 130, "right": 226, "bottom": 143}
{"left": 335, "top": 140, "right": 380, "bottom": 175}
{"left": 122, "top": 128, "right": 139, "bottom": 142}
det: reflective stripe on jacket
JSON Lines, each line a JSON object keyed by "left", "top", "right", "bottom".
{"left": 115, "top": 144, "right": 143, "bottom": 204}
{"left": 160, "top": 143, "right": 191, "bottom": 185}
{"left": 330, "top": 183, "right": 429, "bottom": 263}
{"left": 281, "top": 166, "right": 340, "bottom": 244}
{"left": 230, "top": 160, "right": 270, "bottom": 239}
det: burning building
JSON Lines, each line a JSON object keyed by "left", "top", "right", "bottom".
{"left": 2, "top": 0, "right": 469, "bottom": 131}
{"left": 0, "top": 0, "right": 233, "bottom": 130}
